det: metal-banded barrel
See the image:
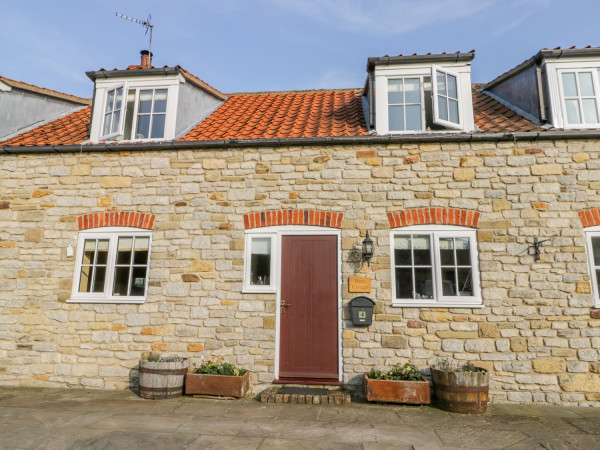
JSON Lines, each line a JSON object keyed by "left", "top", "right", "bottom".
{"left": 430, "top": 368, "right": 489, "bottom": 414}
{"left": 138, "top": 359, "right": 189, "bottom": 400}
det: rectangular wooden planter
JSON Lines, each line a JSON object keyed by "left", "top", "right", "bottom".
{"left": 185, "top": 370, "right": 250, "bottom": 398}
{"left": 364, "top": 373, "right": 431, "bottom": 405}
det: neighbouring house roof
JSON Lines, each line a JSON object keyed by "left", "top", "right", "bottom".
{"left": 0, "top": 86, "right": 546, "bottom": 147}
{"left": 0, "top": 75, "right": 91, "bottom": 105}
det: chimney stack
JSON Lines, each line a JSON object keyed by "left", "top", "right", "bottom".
{"left": 140, "top": 50, "right": 153, "bottom": 69}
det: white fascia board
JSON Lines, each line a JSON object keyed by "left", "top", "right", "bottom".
{"left": 0, "top": 79, "right": 12, "bottom": 92}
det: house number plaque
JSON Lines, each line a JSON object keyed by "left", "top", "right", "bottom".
{"left": 349, "top": 277, "right": 371, "bottom": 293}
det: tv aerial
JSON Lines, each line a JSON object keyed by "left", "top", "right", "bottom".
{"left": 116, "top": 12, "right": 154, "bottom": 66}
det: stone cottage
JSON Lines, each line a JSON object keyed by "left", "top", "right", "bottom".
{"left": 2, "top": 47, "right": 600, "bottom": 405}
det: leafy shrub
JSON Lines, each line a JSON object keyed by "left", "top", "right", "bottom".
{"left": 195, "top": 362, "right": 245, "bottom": 376}
{"left": 431, "top": 358, "right": 486, "bottom": 373}
{"left": 368, "top": 362, "right": 425, "bottom": 381}
{"left": 144, "top": 352, "right": 184, "bottom": 363}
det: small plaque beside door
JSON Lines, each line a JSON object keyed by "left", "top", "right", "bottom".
{"left": 349, "top": 277, "right": 371, "bottom": 293}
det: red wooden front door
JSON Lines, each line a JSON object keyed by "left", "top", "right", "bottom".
{"left": 279, "top": 235, "right": 338, "bottom": 379}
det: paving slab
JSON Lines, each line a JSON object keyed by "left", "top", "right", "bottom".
{"left": 0, "top": 386, "right": 599, "bottom": 449}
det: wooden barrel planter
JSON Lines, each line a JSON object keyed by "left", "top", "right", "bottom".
{"left": 430, "top": 368, "right": 489, "bottom": 414}
{"left": 138, "top": 358, "right": 189, "bottom": 400}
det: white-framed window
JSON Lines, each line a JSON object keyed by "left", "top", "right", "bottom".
{"left": 69, "top": 228, "right": 152, "bottom": 303}
{"left": 102, "top": 86, "right": 124, "bottom": 139}
{"left": 390, "top": 226, "right": 481, "bottom": 307}
{"left": 243, "top": 233, "right": 276, "bottom": 293}
{"left": 559, "top": 70, "right": 600, "bottom": 127}
{"left": 584, "top": 227, "right": 600, "bottom": 307}
{"left": 388, "top": 77, "right": 423, "bottom": 131}
{"left": 123, "top": 88, "right": 168, "bottom": 140}
{"left": 432, "top": 66, "right": 461, "bottom": 129}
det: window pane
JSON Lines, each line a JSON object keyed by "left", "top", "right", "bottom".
{"left": 250, "top": 238, "right": 271, "bottom": 285}
{"left": 116, "top": 237, "right": 133, "bottom": 265}
{"left": 130, "top": 266, "right": 147, "bottom": 296}
{"left": 565, "top": 99, "right": 581, "bottom": 124}
{"left": 150, "top": 114, "right": 166, "bottom": 139}
{"left": 138, "top": 90, "right": 153, "bottom": 113}
{"left": 103, "top": 113, "right": 112, "bottom": 136}
{"left": 448, "top": 99, "right": 459, "bottom": 124}
{"left": 455, "top": 238, "right": 471, "bottom": 265}
{"left": 93, "top": 266, "right": 106, "bottom": 293}
{"left": 113, "top": 266, "right": 130, "bottom": 296}
{"left": 413, "top": 235, "right": 431, "bottom": 265}
{"left": 596, "top": 269, "right": 600, "bottom": 295}
{"left": 111, "top": 110, "right": 121, "bottom": 134}
{"left": 124, "top": 90, "right": 135, "bottom": 140}
{"left": 592, "top": 237, "right": 600, "bottom": 266}
{"left": 414, "top": 268, "right": 433, "bottom": 299}
{"left": 105, "top": 90, "right": 114, "bottom": 113}
{"left": 136, "top": 115, "right": 151, "bottom": 139}
{"left": 582, "top": 99, "right": 599, "bottom": 124}
{"left": 96, "top": 240, "right": 109, "bottom": 265}
{"left": 133, "top": 237, "right": 150, "bottom": 265}
{"left": 394, "top": 236, "right": 411, "bottom": 265}
{"left": 405, "top": 104, "right": 422, "bottom": 130}
{"left": 388, "top": 105, "right": 404, "bottom": 131}
{"left": 438, "top": 96, "right": 448, "bottom": 121}
{"left": 388, "top": 79, "right": 404, "bottom": 104}
{"left": 442, "top": 268, "right": 456, "bottom": 296}
{"left": 447, "top": 74, "right": 458, "bottom": 99}
{"left": 579, "top": 72, "right": 595, "bottom": 96}
{"left": 404, "top": 78, "right": 421, "bottom": 104}
{"left": 115, "top": 88, "right": 123, "bottom": 110}
{"left": 562, "top": 73, "right": 578, "bottom": 97}
{"left": 79, "top": 266, "right": 93, "bottom": 292}
{"left": 440, "top": 238, "right": 455, "bottom": 265}
{"left": 457, "top": 268, "right": 472, "bottom": 296}
{"left": 436, "top": 72, "right": 446, "bottom": 96}
{"left": 153, "top": 89, "right": 168, "bottom": 113}
{"left": 395, "top": 268, "right": 413, "bottom": 299}
{"left": 83, "top": 239, "right": 96, "bottom": 265}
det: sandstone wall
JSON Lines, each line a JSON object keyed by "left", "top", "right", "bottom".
{"left": 1, "top": 139, "right": 600, "bottom": 405}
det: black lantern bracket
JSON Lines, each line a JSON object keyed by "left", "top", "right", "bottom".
{"left": 361, "top": 231, "right": 374, "bottom": 267}
{"left": 529, "top": 237, "right": 550, "bottom": 261}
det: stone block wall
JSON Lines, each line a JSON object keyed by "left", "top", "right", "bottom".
{"left": 1, "top": 139, "right": 600, "bottom": 405}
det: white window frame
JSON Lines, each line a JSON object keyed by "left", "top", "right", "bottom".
{"left": 390, "top": 225, "right": 482, "bottom": 308}
{"left": 431, "top": 65, "right": 462, "bottom": 129}
{"left": 243, "top": 232, "right": 277, "bottom": 293}
{"left": 100, "top": 85, "right": 124, "bottom": 140}
{"left": 584, "top": 226, "right": 600, "bottom": 308}
{"left": 557, "top": 69, "right": 600, "bottom": 128}
{"left": 69, "top": 227, "right": 152, "bottom": 304}
{"left": 124, "top": 87, "right": 169, "bottom": 140}
{"left": 387, "top": 76, "right": 425, "bottom": 132}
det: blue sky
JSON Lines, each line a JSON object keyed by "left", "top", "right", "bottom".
{"left": 2, "top": 0, "right": 599, "bottom": 98}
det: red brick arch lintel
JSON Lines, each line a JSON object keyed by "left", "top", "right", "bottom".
{"left": 244, "top": 209, "right": 344, "bottom": 229}
{"left": 580, "top": 208, "right": 600, "bottom": 228}
{"left": 78, "top": 212, "right": 155, "bottom": 231}
{"left": 388, "top": 208, "right": 480, "bottom": 229}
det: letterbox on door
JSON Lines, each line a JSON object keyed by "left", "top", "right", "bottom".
{"left": 349, "top": 296, "right": 375, "bottom": 326}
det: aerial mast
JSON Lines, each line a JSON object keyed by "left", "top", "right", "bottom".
{"left": 115, "top": 12, "right": 154, "bottom": 67}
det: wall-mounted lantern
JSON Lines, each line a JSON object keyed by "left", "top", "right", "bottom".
{"left": 362, "top": 231, "right": 374, "bottom": 267}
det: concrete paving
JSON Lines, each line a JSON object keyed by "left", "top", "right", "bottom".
{"left": 0, "top": 386, "right": 599, "bottom": 449}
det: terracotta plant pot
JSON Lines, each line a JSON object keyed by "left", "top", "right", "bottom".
{"left": 364, "top": 373, "right": 431, "bottom": 405}
{"left": 185, "top": 370, "right": 250, "bottom": 398}
{"left": 138, "top": 358, "right": 189, "bottom": 400}
{"left": 430, "top": 368, "right": 489, "bottom": 414}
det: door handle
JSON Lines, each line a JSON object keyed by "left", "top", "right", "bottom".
{"left": 280, "top": 299, "right": 290, "bottom": 314}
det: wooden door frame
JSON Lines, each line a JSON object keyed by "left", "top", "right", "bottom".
{"left": 270, "top": 227, "right": 342, "bottom": 382}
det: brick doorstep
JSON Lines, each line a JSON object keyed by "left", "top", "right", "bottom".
{"left": 259, "top": 385, "right": 352, "bottom": 406}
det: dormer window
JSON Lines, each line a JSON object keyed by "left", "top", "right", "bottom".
{"left": 122, "top": 88, "right": 168, "bottom": 140}
{"left": 560, "top": 71, "right": 600, "bottom": 126}
{"left": 367, "top": 52, "right": 475, "bottom": 135}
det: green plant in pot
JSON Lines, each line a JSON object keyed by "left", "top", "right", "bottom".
{"left": 185, "top": 361, "right": 250, "bottom": 398}
{"left": 365, "top": 362, "right": 431, "bottom": 405}
{"left": 430, "top": 359, "right": 489, "bottom": 414}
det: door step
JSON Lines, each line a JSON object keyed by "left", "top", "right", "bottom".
{"left": 260, "top": 385, "right": 352, "bottom": 406}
